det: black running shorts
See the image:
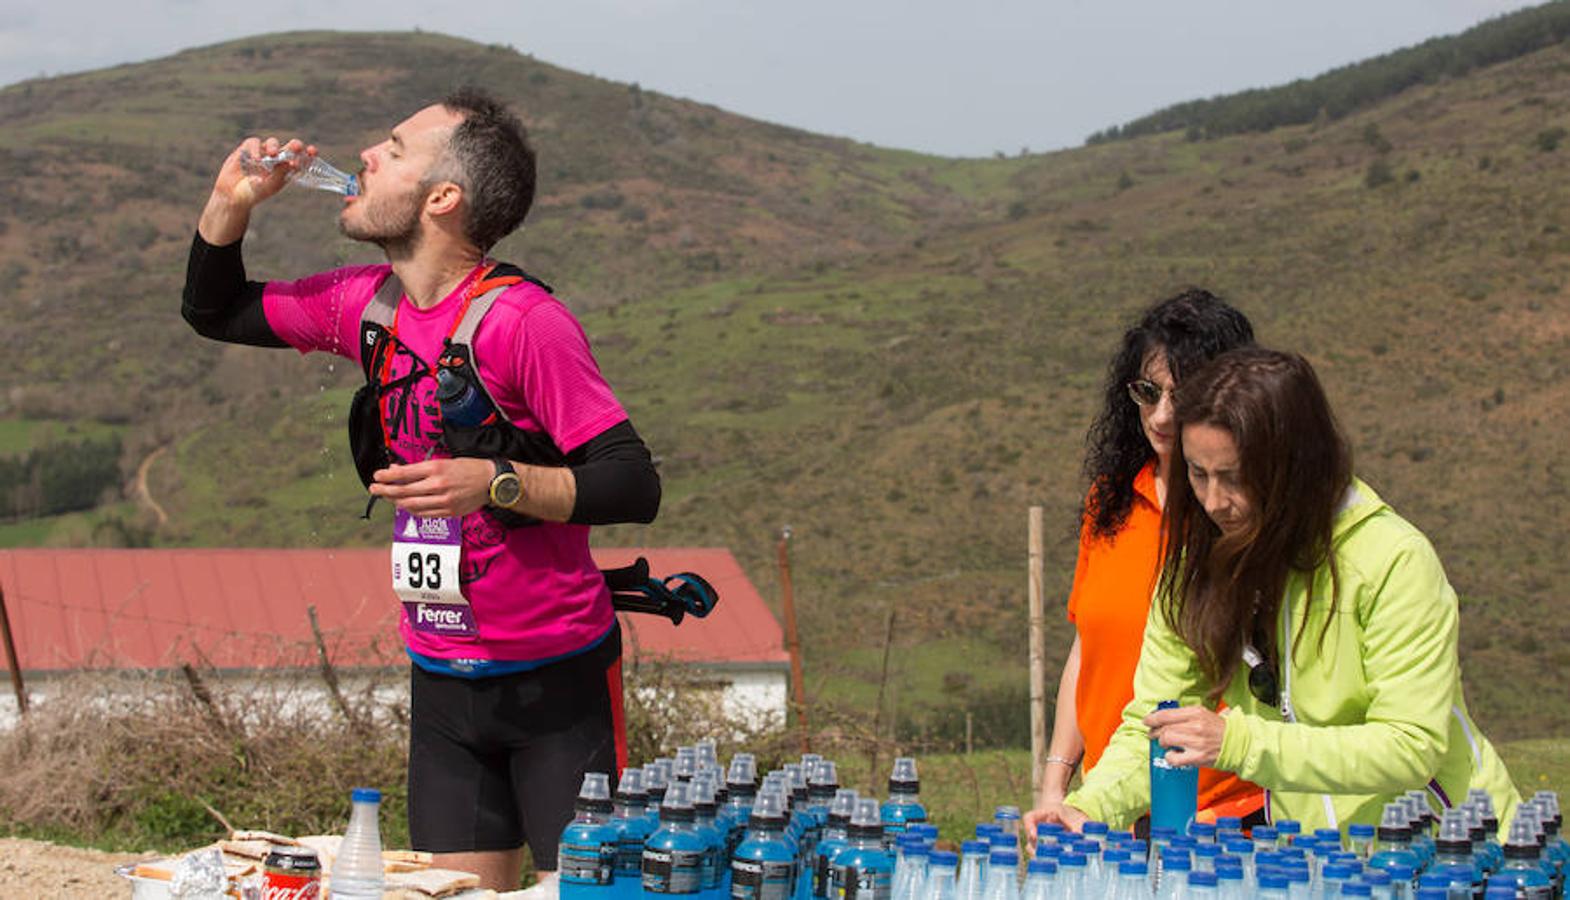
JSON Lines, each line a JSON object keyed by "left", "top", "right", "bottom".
{"left": 407, "top": 626, "right": 626, "bottom": 864}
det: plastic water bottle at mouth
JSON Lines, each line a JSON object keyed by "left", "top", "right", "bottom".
{"left": 240, "top": 148, "right": 360, "bottom": 196}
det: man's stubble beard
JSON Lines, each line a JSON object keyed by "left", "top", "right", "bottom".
{"left": 340, "top": 185, "right": 424, "bottom": 258}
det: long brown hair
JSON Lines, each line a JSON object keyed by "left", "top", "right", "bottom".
{"left": 1157, "top": 349, "right": 1352, "bottom": 702}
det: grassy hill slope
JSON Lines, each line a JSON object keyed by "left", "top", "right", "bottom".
{"left": 5, "top": 32, "right": 1570, "bottom": 746}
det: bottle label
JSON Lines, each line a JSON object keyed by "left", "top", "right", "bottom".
{"left": 813, "top": 854, "right": 833, "bottom": 899}
{"left": 835, "top": 864, "right": 891, "bottom": 900}
{"left": 616, "top": 836, "right": 644, "bottom": 878}
{"left": 731, "top": 859, "right": 795, "bottom": 900}
{"left": 559, "top": 841, "right": 615, "bottom": 886}
{"left": 644, "top": 848, "right": 704, "bottom": 895}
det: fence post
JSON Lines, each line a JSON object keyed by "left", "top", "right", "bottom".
{"left": 1028, "top": 506, "right": 1046, "bottom": 796}
{"left": 0, "top": 584, "right": 27, "bottom": 717}
{"left": 778, "top": 526, "right": 810, "bottom": 753}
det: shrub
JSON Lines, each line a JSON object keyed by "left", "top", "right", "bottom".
{"left": 1365, "top": 158, "right": 1395, "bottom": 189}
{"left": 1537, "top": 127, "right": 1567, "bottom": 153}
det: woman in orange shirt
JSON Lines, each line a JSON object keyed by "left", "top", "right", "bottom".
{"left": 1025, "top": 289, "right": 1263, "bottom": 837}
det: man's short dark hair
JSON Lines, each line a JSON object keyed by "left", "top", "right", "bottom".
{"left": 429, "top": 87, "right": 536, "bottom": 251}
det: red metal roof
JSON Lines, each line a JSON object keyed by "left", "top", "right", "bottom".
{"left": 0, "top": 547, "right": 786, "bottom": 673}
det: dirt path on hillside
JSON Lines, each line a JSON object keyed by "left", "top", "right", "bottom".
{"left": 0, "top": 837, "right": 147, "bottom": 897}
{"left": 135, "top": 445, "right": 169, "bottom": 527}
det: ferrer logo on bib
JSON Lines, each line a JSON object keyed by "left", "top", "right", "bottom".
{"left": 391, "top": 509, "right": 478, "bottom": 637}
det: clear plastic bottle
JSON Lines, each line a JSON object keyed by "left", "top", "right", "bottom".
{"left": 1278, "top": 821, "right": 1303, "bottom": 848}
{"left": 1431, "top": 809, "right": 1482, "bottom": 898}
{"left": 1112, "top": 859, "right": 1148, "bottom": 900}
{"left": 726, "top": 755, "right": 761, "bottom": 863}
{"left": 957, "top": 841, "right": 989, "bottom": 900}
{"left": 560, "top": 773, "right": 619, "bottom": 900}
{"left": 1340, "top": 883, "right": 1373, "bottom": 898}
{"left": 1257, "top": 870, "right": 1291, "bottom": 899}
{"left": 993, "top": 807, "right": 1022, "bottom": 845}
{"left": 1320, "top": 862, "right": 1359, "bottom": 900}
{"left": 1348, "top": 825, "right": 1377, "bottom": 863}
{"left": 1215, "top": 861, "right": 1245, "bottom": 900}
{"left": 240, "top": 148, "right": 359, "bottom": 196}
{"left": 329, "top": 787, "right": 385, "bottom": 899}
{"left": 1155, "top": 850, "right": 1190, "bottom": 900}
{"left": 980, "top": 849, "right": 1019, "bottom": 900}
{"left": 924, "top": 851, "right": 959, "bottom": 900}
{"left": 1188, "top": 868, "right": 1220, "bottom": 899}
{"left": 1019, "top": 858, "right": 1055, "bottom": 900}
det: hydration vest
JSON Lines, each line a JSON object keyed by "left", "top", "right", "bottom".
{"left": 347, "top": 262, "right": 562, "bottom": 527}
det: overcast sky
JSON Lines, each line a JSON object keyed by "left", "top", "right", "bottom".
{"left": 0, "top": 0, "right": 1544, "bottom": 157}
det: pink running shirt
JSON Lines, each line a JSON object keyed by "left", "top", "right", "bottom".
{"left": 263, "top": 263, "right": 628, "bottom": 662}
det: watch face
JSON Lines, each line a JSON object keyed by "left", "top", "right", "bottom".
{"left": 492, "top": 474, "right": 522, "bottom": 507}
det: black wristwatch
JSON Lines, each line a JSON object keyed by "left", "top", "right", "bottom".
{"left": 487, "top": 458, "right": 523, "bottom": 508}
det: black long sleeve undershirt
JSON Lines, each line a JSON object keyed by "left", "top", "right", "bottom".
{"left": 565, "top": 420, "right": 661, "bottom": 526}
{"left": 181, "top": 231, "right": 286, "bottom": 347}
{"left": 182, "top": 232, "right": 659, "bottom": 525}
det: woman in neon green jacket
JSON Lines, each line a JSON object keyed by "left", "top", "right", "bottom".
{"left": 1052, "top": 348, "right": 1519, "bottom": 833}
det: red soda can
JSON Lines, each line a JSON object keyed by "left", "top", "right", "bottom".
{"left": 262, "top": 846, "right": 322, "bottom": 900}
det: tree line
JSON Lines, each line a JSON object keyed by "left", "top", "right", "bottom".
{"left": 0, "top": 437, "right": 122, "bottom": 520}
{"left": 1087, "top": 1, "right": 1570, "bottom": 144}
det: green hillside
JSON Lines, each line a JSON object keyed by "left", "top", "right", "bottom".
{"left": 3, "top": 31, "right": 1570, "bottom": 748}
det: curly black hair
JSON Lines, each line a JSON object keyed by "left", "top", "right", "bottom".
{"left": 1082, "top": 288, "right": 1254, "bottom": 539}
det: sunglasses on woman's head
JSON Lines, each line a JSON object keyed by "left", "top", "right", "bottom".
{"left": 1126, "top": 379, "right": 1173, "bottom": 407}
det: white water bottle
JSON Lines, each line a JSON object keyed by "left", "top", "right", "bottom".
{"left": 331, "top": 787, "right": 386, "bottom": 898}
{"left": 240, "top": 148, "right": 360, "bottom": 196}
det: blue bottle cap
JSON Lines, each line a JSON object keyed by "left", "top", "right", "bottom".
{"left": 989, "top": 849, "right": 1018, "bottom": 866}
{"left": 1415, "top": 889, "right": 1449, "bottom": 900}
{"left": 1316, "top": 828, "right": 1343, "bottom": 842}
{"left": 1026, "top": 858, "right": 1056, "bottom": 875}
{"left": 961, "top": 840, "right": 989, "bottom": 855}
{"left": 1127, "top": 839, "right": 1147, "bottom": 854}
{"left": 1417, "top": 872, "right": 1451, "bottom": 888}
{"left": 1277, "top": 820, "right": 1302, "bottom": 835}
{"left": 1340, "top": 883, "right": 1373, "bottom": 897}
{"left": 1385, "top": 864, "right": 1416, "bottom": 880}
{"left": 1103, "top": 848, "right": 1131, "bottom": 865}
{"left": 1258, "top": 872, "right": 1289, "bottom": 889}
{"left": 1073, "top": 840, "right": 1099, "bottom": 855}
{"left": 1157, "top": 699, "right": 1181, "bottom": 711}
{"left": 975, "top": 823, "right": 1000, "bottom": 838}
{"left": 1254, "top": 826, "right": 1279, "bottom": 841}
{"left": 1190, "top": 822, "right": 1217, "bottom": 839}
{"left": 351, "top": 787, "right": 381, "bottom": 804}
{"left": 1035, "top": 822, "right": 1065, "bottom": 838}
{"left": 1323, "top": 863, "right": 1359, "bottom": 880}
{"left": 989, "top": 834, "right": 1019, "bottom": 849}
{"left": 1216, "top": 816, "right": 1243, "bottom": 830}
{"left": 1083, "top": 821, "right": 1110, "bottom": 836}
{"left": 1117, "top": 860, "right": 1148, "bottom": 876}
{"left": 1151, "top": 826, "right": 1178, "bottom": 841}
{"left": 1193, "top": 843, "right": 1221, "bottom": 858}
{"left": 1035, "top": 843, "right": 1062, "bottom": 859}
{"left": 1348, "top": 823, "right": 1375, "bottom": 838}
{"left": 1058, "top": 852, "right": 1086, "bottom": 868}
{"left": 1188, "top": 870, "right": 1218, "bottom": 887}
{"left": 929, "top": 850, "right": 958, "bottom": 867}
{"left": 1172, "top": 836, "right": 1198, "bottom": 850}
{"left": 1164, "top": 852, "right": 1192, "bottom": 872}
{"left": 912, "top": 824, "right": 940, "bottom": 839}
{"left": 1223, "top": 839, "right": 1253, "bottom": 855}
{"left": 1285, "top": 866, "right": 1310, "bottom": 883}
{"left": 1362, "top": 870, "right": 1392, "bottom": 885}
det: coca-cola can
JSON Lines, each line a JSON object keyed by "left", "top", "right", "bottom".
{"left": 262, "top": 845, "right": 321, "bottom": 900}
